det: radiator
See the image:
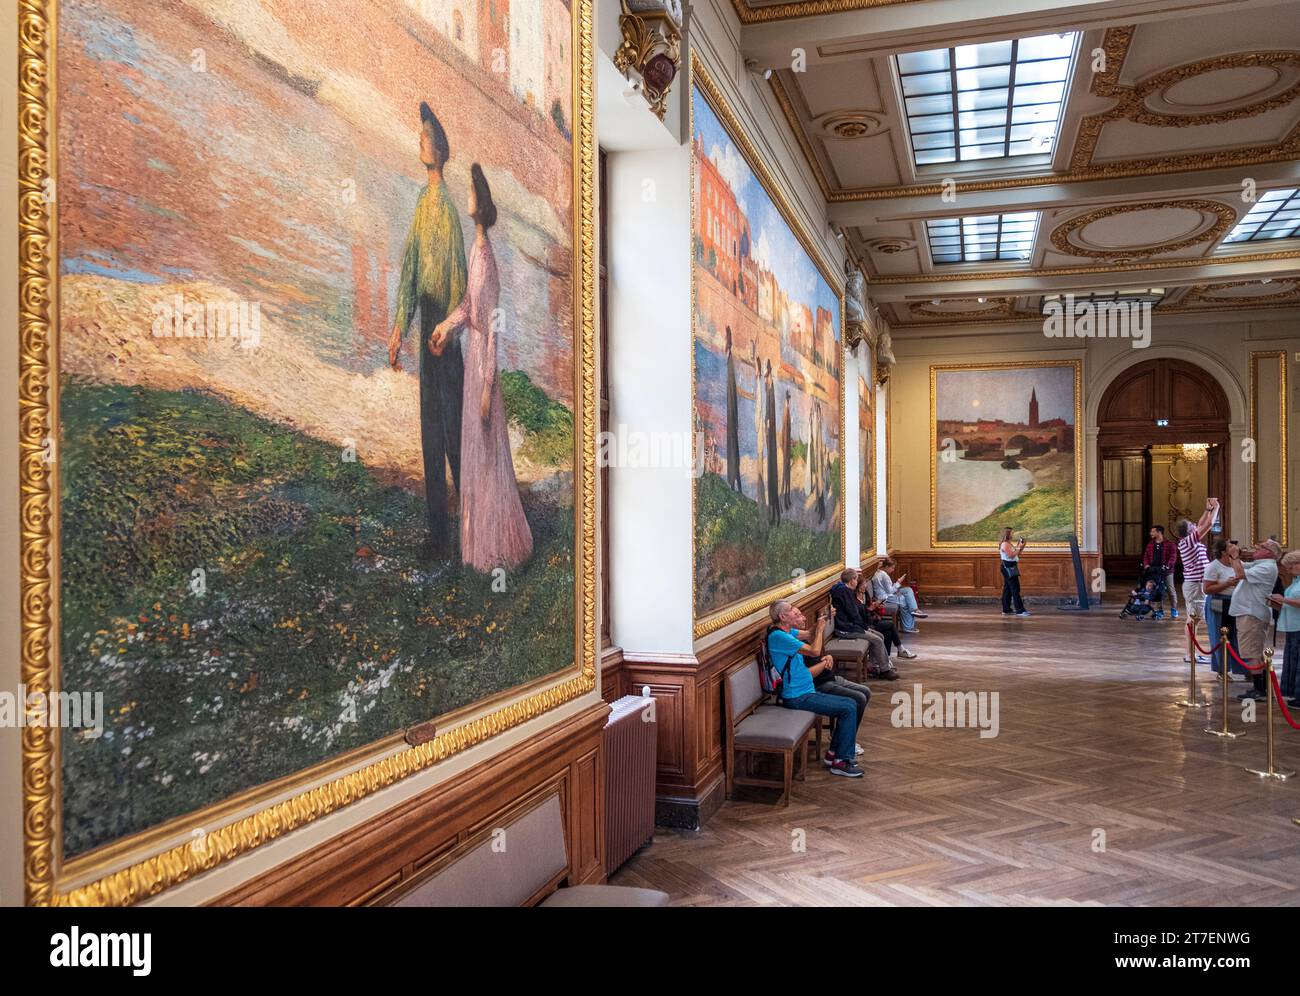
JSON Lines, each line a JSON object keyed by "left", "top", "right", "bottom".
{"left": 603, "top": 692, "right": 657, "bottom": 876}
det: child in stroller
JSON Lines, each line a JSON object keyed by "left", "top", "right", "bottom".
{"left": 1120, "top": 569, "right": 1167, "bottom": 620}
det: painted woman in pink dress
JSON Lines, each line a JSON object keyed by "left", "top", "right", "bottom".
{"left": 429, "top": 164, "right": 533, "bottom": 572}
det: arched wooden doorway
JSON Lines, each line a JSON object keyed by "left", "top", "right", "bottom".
{"left": 1096, "top": 358, "right": 1231, "bottom": 579}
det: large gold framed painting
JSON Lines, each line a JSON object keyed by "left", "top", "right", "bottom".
{"left": 859, "top": 369, "right": 876, "bottom": 561}
{"left": 691, "top": 58, "right": 845, "bottom": 638}
{"left": 17, "top": 0, "right": 596, "bottom": 905}
{"left": 930, "top": 360, "right": 1082, "bottom": 547}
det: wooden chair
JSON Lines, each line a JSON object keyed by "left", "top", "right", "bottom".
{"left": 723, "top": 657, "right": 820, "bottom": 806}
{"left": 825, "top": 612, "right": 872, "bottom": 681}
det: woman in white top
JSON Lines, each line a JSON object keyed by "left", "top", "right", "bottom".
{"left": 871, "top": 557, "right": 927, "bottom": 632}
{"left": 1201, "top": 538, "right": 1241, "bottom": 676}
{"left": 999, "top": 527, "right": 1029, "bottom": 616}
{"left": 1268, "top": 549, "right": 1300, "bottom": 707}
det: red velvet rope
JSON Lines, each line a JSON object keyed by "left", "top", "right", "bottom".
{"left": 1185, "top": 623, "right": 1223, "bottom": 656}
{"left": 1270, "top": 671, "right": 1300, "bottom": 730}
{"left": 1225, "top": 641, "right": 1266, "bottom": 673}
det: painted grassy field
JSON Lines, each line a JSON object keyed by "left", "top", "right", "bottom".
{"left": 694, "top": 470, "right": 842, "bottom": 617}
{"left": 59, "top": 379, "right": 574, "bottom": 857}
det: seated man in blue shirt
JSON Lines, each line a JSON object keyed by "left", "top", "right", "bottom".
{"left": 767, "top": 598, "right": 864, "bottom": 778}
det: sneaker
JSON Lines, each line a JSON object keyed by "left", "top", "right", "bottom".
{"left": 1001, "top": 612, "right": 1014, "bottom": 616}
{"left": 1016, "top": 611, "right": 1031, "bottom": 617}
{"left": 1172, "top": 609, "right": 1179, "bottom": 619}
{"left": 901, "top": 627, "right": 921, "bottom": 635}
{"left": 1237, "top": 688, "right": 1265, "bottom": 701}
{"left": 823, "top": 751, "right": 836, "bottom": 768}
{"left": 854, "top": 743, "right": 865, "bottom": 756}
{"left": 913, "top": 611, "right": 930, "bottom": 619}
{"left": 1153, "top": 611, "right": 1165, "bottom": 619}
{"left": 896, "top": 648, "right": 917, "bottom": 660}
{"left": 878, "top": 668, "right": 900, "bottom": 681}
{"left": 1197, "top": 655, "right": 1212, "bottom": 665}
{"left": 1289, "top": 698, "right": 1300, "bottom": 708}
{"left": 828, "top": 759, "right": 863, "bottom": 778}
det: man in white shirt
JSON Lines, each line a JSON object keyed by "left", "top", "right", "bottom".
{"left": 1229, "top": 538, "right": 1282, "bottom": 701}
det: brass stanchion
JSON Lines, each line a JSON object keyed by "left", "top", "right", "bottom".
{"left": 1245, "top": 647, "right": 1295, "bottom": 781}
{"left": 1178, "top": 622, "right": 1207, "bottom": 709}
{"left": 1205, "top": 626, "right": 1241, "bottom": 738}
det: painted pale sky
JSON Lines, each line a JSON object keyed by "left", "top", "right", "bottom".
{"left": 692, "top": 84, "right": 839, "bottom": 330}
{"left": 936, "top": 366, "right": 1074, "bottom": 424}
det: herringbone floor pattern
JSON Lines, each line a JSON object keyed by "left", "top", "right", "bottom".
{"left": 610, "top": 606, "right": 1300, "bottom": 906}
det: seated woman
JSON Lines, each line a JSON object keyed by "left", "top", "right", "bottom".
{"left": 855, "top": 570, "right": 916, "bottom": 661}
{"left": 871, "top": 558, "right": 927, "bottom": 633}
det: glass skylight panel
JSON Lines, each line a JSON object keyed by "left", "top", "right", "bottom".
{"left": 1223, "top": 189, "right": 1300, "bottom": 243}
{"left": 926, "top": 212, "right": 1040, "bottom": 264}
{"left": 897, "top": 33, "right": 1077, "bottom": 167}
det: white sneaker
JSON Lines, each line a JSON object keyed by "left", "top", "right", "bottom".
{"left": 854, "top": 743, "right": 864, "bottom": 756}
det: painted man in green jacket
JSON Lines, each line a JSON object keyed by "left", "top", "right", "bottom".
{"left": 389, "top": 102, "right": 468, "bottom": 560}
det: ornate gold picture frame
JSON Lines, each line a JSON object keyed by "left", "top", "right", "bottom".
{"left": 18, "top": 0, "right": 597, "bottom": 906}
{"left": 689, "top": 54, "right": 847, "bottom": 639}
{"left": 930, "top": 359, "right": 1083, "bottom": 549}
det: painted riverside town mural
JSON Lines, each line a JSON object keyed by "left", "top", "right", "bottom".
{"left": 931, "top": 361, "right": 1081, "bottom": 544}
{"left": 860, "top": 371, "right": 875, "bottom": 558}
{"left": 50, "top": 0, "right": 586, "bottom": 860}
{"left": 691, "top": 73, "right": 843, "bottom": 627}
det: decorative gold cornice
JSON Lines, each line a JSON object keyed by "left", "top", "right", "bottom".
{"left": 21, "top": 0, "right": 600, "bottom": 906}
{"left": 869, "top": 247, "right": 1300, "bottom": 283}
{"left": 769, "top": 71, "right": 835, "bottom": 201}
{"left": 1049, "top": 199, "right": 1237, "bottom": 260}
{"left": 728, "top": 0, "right": 925, "bottom": 25}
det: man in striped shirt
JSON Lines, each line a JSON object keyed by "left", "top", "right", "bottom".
{"left": 1176, "top": 497, "right": 1219, "bottom": 657}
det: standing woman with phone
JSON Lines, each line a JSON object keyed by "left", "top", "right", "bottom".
{"left": 1000, "top": 527, "right": 1029, "bottom": 617}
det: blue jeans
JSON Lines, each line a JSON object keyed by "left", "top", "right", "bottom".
{"left": 886, "top": 587, "right": 918, "bottom": 630}
{"left": 783, "top": 692, "right": 857, "bottom": 762}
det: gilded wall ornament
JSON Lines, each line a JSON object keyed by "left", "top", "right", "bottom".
{"left": 614, "top": 0, "right": 683, "bottom": 121}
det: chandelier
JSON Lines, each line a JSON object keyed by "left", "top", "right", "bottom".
{"left": 1181, "top": 443, "right": 1209, "bottom": 463}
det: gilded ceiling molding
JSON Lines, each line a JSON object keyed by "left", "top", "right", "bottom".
{"left": 869, "top": 247, "right": 1300, "bottom": 283}
{"left": 892, "top": 294, "right": 1300, "bottom": 327}
{"left": 1049, "top": 199, "right": 1237, "bottom": 260}
{"left": 728, "top": 0, "right": 925, "bottom": 25}
{"left": 1180, "top": 279, "right": 1300, "bottom": 306}
{"left": 908, "top": 297, "right": 1038, "bottom": 321}
{"left": 774, "top": 19, "right": 1300, "bottom": 203}
{"left": 1071, "top": 26, "right": 1300, "bottom": 170}
{"left": 768, "top": 72, "right": 834, "bottom": 201}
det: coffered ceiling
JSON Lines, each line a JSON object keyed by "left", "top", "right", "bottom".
{"left": 731, "top": 0, "right": 1300, "bottom": 326}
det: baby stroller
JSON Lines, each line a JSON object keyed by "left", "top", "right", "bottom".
{"left": 1118, "top": 567, "right": 1167, "bottom": 620}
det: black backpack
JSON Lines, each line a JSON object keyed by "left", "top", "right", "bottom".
{"left": 757, "top": 625, "right": 793, "bottom": 698}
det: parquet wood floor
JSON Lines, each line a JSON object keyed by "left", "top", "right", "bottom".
{"left": 609, "top": 606, "right": 1300, "bottom": 906}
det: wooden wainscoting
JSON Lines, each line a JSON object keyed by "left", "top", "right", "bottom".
{"left": 213, "top": 701, "right": 610, "bottom": 906}
{"left": 889, "top": 549, "right": 1099, "bottom": 599}
{"left": 625, "top": 563, "right": 882, "bottom": 830}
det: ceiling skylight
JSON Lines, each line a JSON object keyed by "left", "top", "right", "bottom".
{"left": 1223, "top": 189, "right": 1300, "bottom": 243}
{"left": 926, "top": 212, "right": 1041, "bottom": 265}
{"left": 897, "top": 33, "right": 1078, "bottom": 167}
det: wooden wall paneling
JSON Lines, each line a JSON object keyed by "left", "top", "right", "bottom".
{"left": 212, "top": 702, "right": 610, "bottom": 905}
{"left": 890, "top": 550, "right": 1099, "bottom": 598}
{"left": 625, "top": 571, "right": 881, "bottom": 831}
